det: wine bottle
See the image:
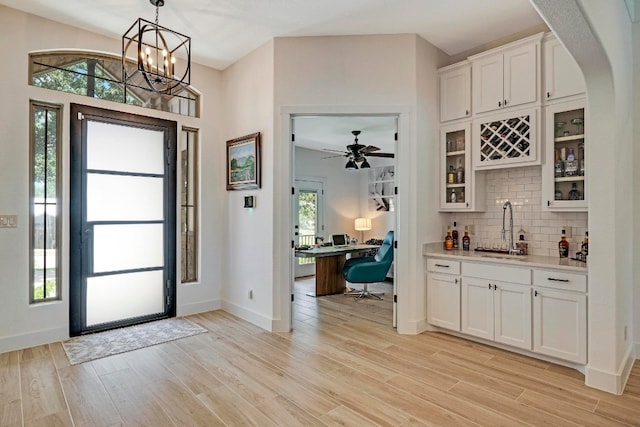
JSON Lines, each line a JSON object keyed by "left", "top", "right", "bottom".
{"left": 558, "top": 229, "right": 570, "bottom": 258}
{"left": 452, "top": 222, "right": 459, "bottom": 249}
{"left": 445, "top": 226, "right": 453, "bottom": 250}
{"left": 462, "top": 226, "right": 471, "bottom": 250}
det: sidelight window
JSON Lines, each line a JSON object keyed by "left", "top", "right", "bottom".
{"left": 30, "top": 101, "right": 62, "bottom": 303}
{"left": 181, "top": 128, "right": 199, "bottom": 283}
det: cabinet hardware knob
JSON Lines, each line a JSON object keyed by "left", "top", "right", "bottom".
{"left": 435, "top": 264, "right": 449, "bottom": 268}
{"left": 535, "top": 290, "right": 538, "bottom": 296}
{"left": 494, "top": 284, "right": 498, "bottom": 290}
{"left": 488, "top": 283, "right": 492, "bottom": 289}
{"left": 455, "top": 278, "right": 458, "bottom": 284}
{"left": 547, "top": 200, "right": 551, "bottom": 207}
{"left": 465, "top": 110, "right": 469, "bottom": 116}
{"left": 547, "top": 277, "right": 570, "bottom": 282}
{"left": 498, "top": 101, "right": 502, "bottom": 107}
{"left": 466, "top": 202, "right": 469, "bottom": 207}
{"left": 547, "top": 91, "right": 550, "bottom": 98}
{"left": 504, "top": 99, "right": 508, "bottom": 106}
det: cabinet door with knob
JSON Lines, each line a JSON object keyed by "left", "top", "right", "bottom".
{"left": 471, "top": 35, "right": 540, "bottom": 114}
{"left": 439, "top": 61, "right": 471, "bottom": 122}
{"left": 543, "top": 35, "right": 585, "bottom": 103}
{"left": 426, "top": 258, "right": 461, "bottom": 331}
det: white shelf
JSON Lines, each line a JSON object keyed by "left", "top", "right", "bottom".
{"left": 554, "top": 134, "right": 584, "bottom": 143}
{"left": 446, "top": 183, "right": 466, "bottom": 188}
{"left": 554, "top": 176, "right": 584, "bottom": 183}
{"left": 446, "top": 150, "right": 466, "bottom": 157}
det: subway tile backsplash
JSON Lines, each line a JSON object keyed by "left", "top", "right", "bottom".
{"left": 450, "top": 166, "right": 588, "bottom": 257}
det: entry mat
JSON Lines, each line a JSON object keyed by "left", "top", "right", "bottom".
{"left": 62, "top": 317, "right": 207, "bottom": 365}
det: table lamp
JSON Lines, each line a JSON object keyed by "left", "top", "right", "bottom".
{"left": 354, "top": 217, "right": 372, "bottom": 243}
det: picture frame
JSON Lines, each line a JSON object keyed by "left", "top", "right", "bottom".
{"left": 226, "top": 132, "right": 261, "bottom": 190}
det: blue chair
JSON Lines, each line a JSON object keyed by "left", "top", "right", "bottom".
{"left": 343, "top": 231, "right": 394, "bottom": 300}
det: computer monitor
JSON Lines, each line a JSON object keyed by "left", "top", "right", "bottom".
{"left": 331, "top": 234, "right": 348, "bottom": 246}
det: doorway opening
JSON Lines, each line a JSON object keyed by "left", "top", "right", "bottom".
{"left": 291, "top": 114, "right": 398, "bottom": 327}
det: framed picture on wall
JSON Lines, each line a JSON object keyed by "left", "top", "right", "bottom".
{"left": 226, "top": 132, "right": 261, "bottom": 190}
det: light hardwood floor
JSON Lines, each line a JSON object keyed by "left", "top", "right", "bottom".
{"left": 1, "top": 277, "right": 639, "bottom": 426}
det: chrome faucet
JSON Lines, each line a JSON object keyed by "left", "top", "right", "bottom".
{"left": 501, "top": 201, "right": 520, "bottom": 255}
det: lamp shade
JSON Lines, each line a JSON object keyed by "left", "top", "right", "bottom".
{"left": 354, "top": 217, "right": 372, "bottom": 231}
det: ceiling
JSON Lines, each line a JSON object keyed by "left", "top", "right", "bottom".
{"left": 1, "top": 0, "right": 544, "bottom": 153}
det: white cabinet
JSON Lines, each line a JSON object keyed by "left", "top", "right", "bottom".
{"left": 543, "top": 35, "right": 585, "bottom": 102}
{"left": 461, "top": 262, "right": 532, "bottom": 350}
{"left": 439, "top": 61, "right": 471, "bottom": 122}
{"left": 473, "top": 108, "right": 539, "bottom": 170}
{"left": 426, "top": 258, "right": 461, "bottom": 331}
{"left": 532, "top": 269, "right": 587, "bottom": 363}
{"left": 440, "top": 122, "right": 485, "bottom": 211}
{"left": 542, "top": 99, "right": 587, "bottom": 211}
{"left": 471, "top": 34, "right": 541, "bottom": 114}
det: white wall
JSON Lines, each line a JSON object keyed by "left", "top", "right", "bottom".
{"left": 531, "top": 0, "right": 635, "bottom": 394}
{"left": 295, "top": 147, "right": 361, "bottom": 239}
{"left": 272, "top": 34, "right": 447, "bottom": 334}
{"left": 0, "top": 5, "right": 225, "bottom": 352}
{"left": 220, "top": 40, "right": 276, "bottom": 330}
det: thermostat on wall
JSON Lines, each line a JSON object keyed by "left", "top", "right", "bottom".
{"left": 244, "top": 195, "right": 255, "bottom": 208}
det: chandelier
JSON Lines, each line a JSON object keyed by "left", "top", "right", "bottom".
{"left": 122, "top": 0, "right": 191, "bottom": 94}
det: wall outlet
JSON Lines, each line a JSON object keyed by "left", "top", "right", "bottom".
{"left": 248, "top": 289, "right": 253, "bottom": 299}
{"left": 624, "top": 325, "right": 628, "bottom": 341}
{"left": 468, "top": 225, "right": 475, "bottom": 235}
{"left": 0, "top": 215, "right": 17, "bottom": 228}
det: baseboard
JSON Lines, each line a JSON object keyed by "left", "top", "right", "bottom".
{"left": 586, "top": 344, "right": 635, "bottom": 394}
{"left": 397, "top": 318, "right": 428, "bottom": 335}
{"left": 177, "top": 299, "right": 221, "bottom": 317}
{"left": 221, "top": 300, "right": 273, "bottom": 331}
{"left": 0, "top": 327, "right": 68, "bottom": 354}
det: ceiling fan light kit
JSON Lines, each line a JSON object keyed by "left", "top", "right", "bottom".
{"left": 324, "top": 130, "right": 392, "bottom": 170}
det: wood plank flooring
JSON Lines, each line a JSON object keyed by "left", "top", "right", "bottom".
{"left": 1, "top": 277, "right": 639, "bottom": 426}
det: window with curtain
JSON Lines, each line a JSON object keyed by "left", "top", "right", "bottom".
{"left": 30, "top": 101, "right": 62, "bottom": 303}
{"left": 181, "top": 128, "right": 199, "bottom": 283}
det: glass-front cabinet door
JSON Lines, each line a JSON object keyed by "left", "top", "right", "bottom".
{"left": 543, "top": 99, "right": 587, "bottom": 211}
{"left": 440, "top": 122, "right": 485, "bottom": 211}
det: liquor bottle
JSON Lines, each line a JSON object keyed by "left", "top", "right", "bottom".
{"left": 516, "top": 230, "right": 528, "bottom": 255}
{"left": 558, "top": 229, "right": 570, "bottom": 258}
{"left": 568, "top": 183, "right": 582, "bottom": 200}
{"left": 452, "top": 222, "right": 459, "bottom": 249}
{"left": 462, "top": 226, "right": 471, "bottom": 250}
{"left": 554, "top": 149, "right": 564, "bottom": 178}
{"left": 581, "top": 231, "right": 589, "bottom": 258}
{"left": 456, "top": 159, "right": 464, "bottom": 184}
{"left": 445, "top": 226, "right": 453, "bottom": 250}
{"left": 450, "top": 188, "right": 456, "bottom": 203}
{"left": 447, "top": 164, "right": 455, "bottom": 184}
{"left": 555, "top": 184, "right": 563, "bottom": 201}
{"left": 565, "top": 148, "right": 578, "bottom": 176}
{"left": 578, "top": 141, "right": 585, "bottom": 176}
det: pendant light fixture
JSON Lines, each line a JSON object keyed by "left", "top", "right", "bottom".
{"left": 122, "top": 0, "right": 191, "bottom": 94}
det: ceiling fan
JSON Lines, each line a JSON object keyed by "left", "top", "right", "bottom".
{"left": 323, "top": 130, "right": 394, "bottom": 170}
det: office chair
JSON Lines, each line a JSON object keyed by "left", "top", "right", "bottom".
{"left": 343, "top": 230, "right": 394, "bottom": 300}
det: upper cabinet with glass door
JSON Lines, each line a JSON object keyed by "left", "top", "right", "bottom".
{"left": 543, "top": 100, "right": 587, "bottom": 211}
{"left": 440, "top": 122, "right": 485, "bottom": 212}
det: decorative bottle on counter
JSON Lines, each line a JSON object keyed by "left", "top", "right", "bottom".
{"left": 452, "top": 222, "right": 459, "bottom": 249}
{"left": 462, "top": 226, "right": 471, "bottom": 250}
{"left": 444, "top": 226, "right": 453, "bottom": 250}
{"left": 558, "top": 229, "right": 570, "bottom": 258}
{"left": 516, "top": 231, "right": 528, "bottom": 255}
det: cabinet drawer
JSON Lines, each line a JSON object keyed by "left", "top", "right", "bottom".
{"left": 462, "top": 262, "right": 530, "bottom": 285}
{"left": 533, "top": 269, "right": 587, "bottom": 292}
{"left": 427, "top": 258, "right": 460, "bottom": 275}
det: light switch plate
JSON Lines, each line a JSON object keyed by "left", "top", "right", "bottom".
{"left": 0, "top": 215, "right": 17, "bottom": 228}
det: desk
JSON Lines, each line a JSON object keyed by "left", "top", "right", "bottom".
{"left": 295, "top": 244, "right": 379, "bottom": 296}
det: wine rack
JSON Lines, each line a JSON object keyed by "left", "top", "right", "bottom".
{"left": 473, "top": 109, "right": 538, "bottom": 169}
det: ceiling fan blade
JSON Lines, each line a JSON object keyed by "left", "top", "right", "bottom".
{"left": 360, "top": 145, "right": 381, "bottom": 153}
{"left": 322, "top": 148, "right": 348, "bottom": 154}
{"left": 366, "top": 152, "right": 394, "bottom": 158}
{"left": 321, "top": 154, "right": 348, "bottom": 159}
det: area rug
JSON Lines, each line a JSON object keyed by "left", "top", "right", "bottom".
{"left": 62, "top": 317, "right": 207, "bottom": 365}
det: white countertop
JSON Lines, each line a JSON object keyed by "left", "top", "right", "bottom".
{"left": 423, "top": 243, "right": 587, "bottom": 272}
